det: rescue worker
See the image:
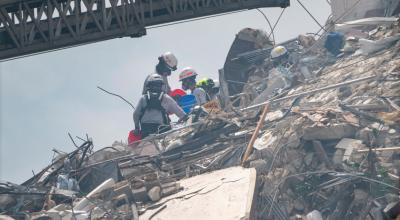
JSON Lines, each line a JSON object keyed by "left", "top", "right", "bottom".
{"left": 271, "top": 45, "right": 291, "bottom": 68}
{"left": 142, "top": 52, "right": 178, "bottom": 95}
{"left": 134, "top": 74, "right": 187, "bottom": 138}
{"left": 179, "top": 67, "right": 208, "bottom": 105}
{"left": 270, "top": 45, "right": 294, "bottom": 88}
{"left": 197, "top": 78, "right": 220, "bottom": 100}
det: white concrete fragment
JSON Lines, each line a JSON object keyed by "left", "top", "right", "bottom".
{"left": 74, "top": 178, "right": 115, "bottom": 211}
{"left": 265, "top": 110, "right": 284, "bottom": 122}
{"left": 306, "top": 210, "right": 323, "bottom": 220}
{"left": 335, "top": 138, "right": 365, "bottom": 162}
{"left": 356, "top": 34, "right": 400, "bottom": 55}
{"left": 47, "top": 204, "right": 70, "bottom": 220}
{"left": 147, "top": 186, "right": 161, "bottom": 202}
{"left": 254, "top": 131, "right": 277, "bottom": 150}
{"left": 0, "top": 215, "right": 15, "bottom": 220}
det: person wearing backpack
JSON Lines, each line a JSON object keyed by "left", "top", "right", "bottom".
{"left": 134, "top": 74, "right": 187, "bottom": 138}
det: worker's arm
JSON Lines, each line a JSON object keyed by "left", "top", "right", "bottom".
{"left": 193, "top": 88, "right": 207, "bottom": 105}
{"left": 162, "top": 95, "right": 186, "bottom": 119}
{"left": 133, "top": 97, "right": 145, "bottom": 129}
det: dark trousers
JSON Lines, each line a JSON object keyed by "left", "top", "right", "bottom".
{"left": 141, "top": 123, "right": 171, "bottom": 138}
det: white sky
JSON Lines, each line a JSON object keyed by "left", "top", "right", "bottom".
{"left": 0, "top": 1, "right": 331, "bottom": 184}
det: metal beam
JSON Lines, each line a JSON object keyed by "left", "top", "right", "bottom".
{"left": 0, "top": 0, "right": 289, "bottom": 60}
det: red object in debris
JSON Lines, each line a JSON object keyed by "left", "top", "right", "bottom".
{"left": 128, "top": 130, "right": 142, "bottom": 145}
{"left": 169, "top": 89, "right": 187, "bottom": 99}
{"left": 168, "top": 89, "right": 188, "bottom": 115}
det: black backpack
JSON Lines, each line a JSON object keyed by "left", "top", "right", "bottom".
{"left": 141, "top": 92, "right": 170, "bottom": 124}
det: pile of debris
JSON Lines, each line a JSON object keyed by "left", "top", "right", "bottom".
{"left": 1, "top": 17, "right": 400, "bottom": 220}
{"left": 227, "top": 17, "right": 400, "bottom": 220}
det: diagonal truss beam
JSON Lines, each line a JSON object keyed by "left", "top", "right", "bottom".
{"left": 23, "top": 2, "right": 48, "bottom": 42}
{"left": 51, "top": 0, "right": 77, "bottom": 39}
{"left": 0, "top": 0, "right": 289, "bottom": 60}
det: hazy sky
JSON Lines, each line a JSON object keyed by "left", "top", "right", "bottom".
{"left": 0, "top": 1, "right": 331, "bottom": 183}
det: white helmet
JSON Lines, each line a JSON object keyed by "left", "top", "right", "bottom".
{"left": 147, "top": 74, "right": 164, "bottom": 92}
{"left": 147, "top": 74, "right": 164, "bottom": 85}
{"left": 161, "top": 52, "right": 178, "bottom": 70}
{"left": 271, "top": 46, "right": 288, "bottom": 59}
{"left": 179, "top": 67, "right": 198, "bottom": 81}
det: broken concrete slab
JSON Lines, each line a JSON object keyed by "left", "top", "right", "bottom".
{"left": 139, "top": 167, "right": 257, "bottom": 220}
{"left": 0, "top": 215, "right": 15, "bottom": 220}
{"left": 46, "top": 204, "right": 71, "bottom": 220}
{"left": 302, "top": 124, "right": 357, "bottom": 140}
{"left": 356, "top": 34, "right": 400, "bottom": 55}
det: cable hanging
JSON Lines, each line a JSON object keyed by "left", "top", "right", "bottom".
{"left": 256, "top": 8, "right": 276, "bottom": 45}
{"left": 268, "top": 8, "right": 286, "bottom": 43}
{"left": 97, "top": 86, "right": 135, "bottom": 110}
{"left": 296, "top": 0, "right": 326, "bottom": 32}
{"left": 314, "top": 0, "right": 363, "bottom": 36}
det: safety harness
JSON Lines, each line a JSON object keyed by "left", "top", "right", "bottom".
{"left": 139, "top": 91, "right": 170, "bottom": 125}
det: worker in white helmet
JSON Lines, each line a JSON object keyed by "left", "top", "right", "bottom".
{"left": 271, "top": 46, "right": 289, "bottom": 67}
{"left": 142, "top": 52, "right": 178, "bottom": 95}
{"left": 270, "top": 45, "right": 294, "bottom": 88}
{"left": 179, "top": 67, "right": 208, "bottom": 105}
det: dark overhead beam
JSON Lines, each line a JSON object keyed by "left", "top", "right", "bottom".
{"left": 0, "top": 0, "right": 289, "bottom": 60}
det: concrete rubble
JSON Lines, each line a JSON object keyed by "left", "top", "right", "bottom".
{"left": 1, "top": 13, "right": 400, "bottom": 220}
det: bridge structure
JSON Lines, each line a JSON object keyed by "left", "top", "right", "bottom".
{"left": 0, "top": 0, "right": 289, "bottom": 60}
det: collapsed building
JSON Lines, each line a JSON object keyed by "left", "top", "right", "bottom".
{"left": 1, "top": 5, "right": 400, "bottom": 220}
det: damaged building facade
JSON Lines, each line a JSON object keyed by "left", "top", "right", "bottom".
{"left": 1, "top": 1, "right": 400, "bottom": 220}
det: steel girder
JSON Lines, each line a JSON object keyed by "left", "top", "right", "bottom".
{"left": 0, "top": 0, "right": 289, "bottom": 60}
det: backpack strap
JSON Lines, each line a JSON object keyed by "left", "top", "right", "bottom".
{"left": 138, "top": 94, "right": 147, "bottom": 124}
{"left": 159, "top": 94, "right": 170, "bottom": 125}
{"left": 140, "top": 92, "right": 170, "bottom": 125}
